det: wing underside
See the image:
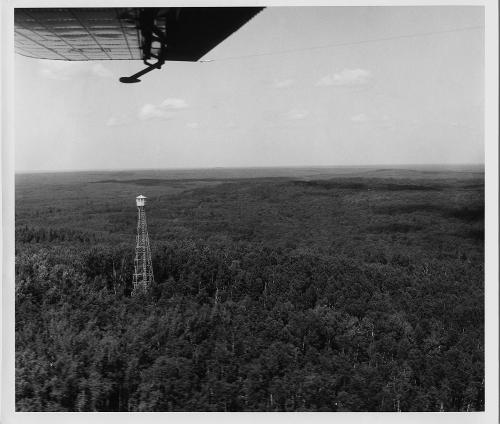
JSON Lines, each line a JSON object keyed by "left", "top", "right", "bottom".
{"left": 14, "top": 7, "right": 264, "bottom": 62}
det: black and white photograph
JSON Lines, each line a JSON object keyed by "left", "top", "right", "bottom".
{"left": 2, "top": 1, "right": 498, "bottom": 421}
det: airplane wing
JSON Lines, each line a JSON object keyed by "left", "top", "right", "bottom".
{"left": 15, "top": 8, "right": 144, "bottom": 61}
{"left": 15, "top": 7, "right": 264, "bottom": 81}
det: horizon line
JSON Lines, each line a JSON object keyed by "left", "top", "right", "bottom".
{"left": 14, "top": 162, "right": 485, "bottom": 175}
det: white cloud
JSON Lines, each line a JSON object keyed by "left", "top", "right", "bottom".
{"left": 274, "top": 78, "right": 295, "bottom": 88}
{"left": 449, "top": 121, "right": 476, "bottom": 131}
{"left": 285, "top": 108, "right": 309, "bottom": 120}
{"left": 106, "top": 114, "right": 128, "bottom": 127}
{"left": 187, "top": 122, "right": 199, "bottom": 129}
{"left": 138, "top": 97, "right": 189, "bottom": 121}
{"left": 160, "top": 98, "right": 189, "bottom": 109}
{"left": 378, "top": 115, "right": 396, "bottom": 130}
{"left": 39, "top": 62, "right": 71, "bottom": 80}
{"left": 350, "top": 113, "right": 368, "bottom": 123}
{"left": 139, "top": 104, "right": 173, "bottom": 121}
{"left": 39, "top": 61, "right": 113, "bottom": 80}
{"left": 141, "top": 104, "right": 173, "bottom": 120}
{"left": 90, "top": 63, "right": 113, "bottom": 78}
{"left": 316, "top": 68, "right": 372, "bottom": 87}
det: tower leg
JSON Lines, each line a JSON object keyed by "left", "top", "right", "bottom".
{"left": 132, "top": 203, "right": 154, "bottom": 295}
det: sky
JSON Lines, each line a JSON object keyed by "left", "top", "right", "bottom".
{"left": 14, "top": 6, "right": 484, "bottom": 172}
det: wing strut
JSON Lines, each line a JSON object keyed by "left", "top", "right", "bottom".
{"left": 120, "top": 8, "right": 167, "bottom": 83}
{"left": 119, "top": 63, "right": 162, "bottom": 83}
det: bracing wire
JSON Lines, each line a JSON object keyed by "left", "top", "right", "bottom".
{"left": 199, "top": 25, "right": 484, "bottom": 63}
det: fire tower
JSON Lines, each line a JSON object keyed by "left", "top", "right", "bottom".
{"left": 132, "top": 195, "right": 154, "bottom": 294}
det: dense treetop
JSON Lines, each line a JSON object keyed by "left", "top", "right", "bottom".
{"left": 15, "top": 168, "right": 484, "bottom": 411}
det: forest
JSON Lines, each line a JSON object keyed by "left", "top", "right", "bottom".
{"left": 15, "top": 166, "right": 484, "bottom": 411}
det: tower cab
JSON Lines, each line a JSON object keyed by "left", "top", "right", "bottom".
{"left": 136, "top": 195, "right": 147, "bottom": 207}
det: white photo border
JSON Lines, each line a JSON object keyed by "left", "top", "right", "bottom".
{"left": 2, "top": 0, "right": 498, "bottom": 423}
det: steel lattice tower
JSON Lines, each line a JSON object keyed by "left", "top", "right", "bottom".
{"left": 132, "top": 195, "right": 154, "bottom": 294}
